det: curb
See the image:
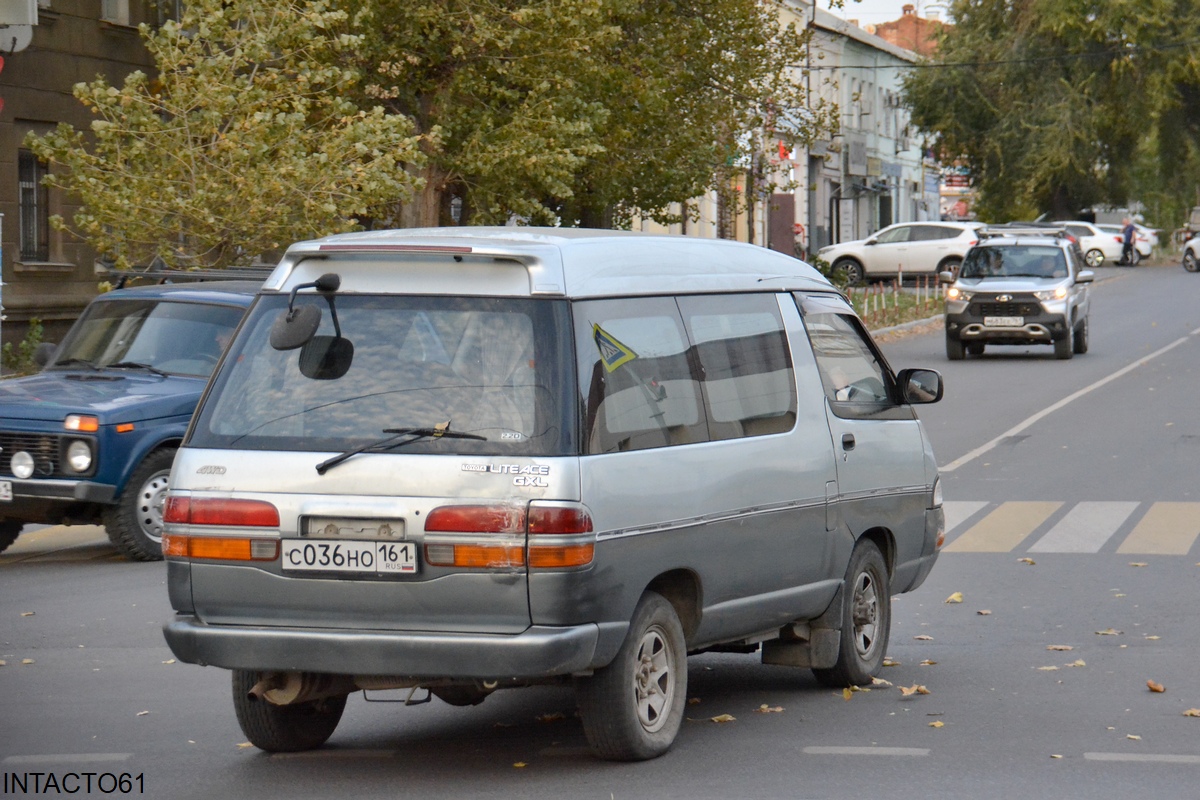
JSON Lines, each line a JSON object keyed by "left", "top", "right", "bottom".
{"left": 869, "top": 313, "right": 943, "bottom": 337}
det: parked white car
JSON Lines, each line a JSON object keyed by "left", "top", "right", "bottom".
{"left": 1096, "top": 223, "right": 1152, "bottom": 261}
{"left": 817, "top": 221, "right": 984, "bottom": 283}
{"left": 1054, "top": 221, "right": 1124, "bottom": 267}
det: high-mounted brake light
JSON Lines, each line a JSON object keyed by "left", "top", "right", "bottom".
{"left": 163, "top": 496, "right": 280, "bottom": 527}
{"left": 317, "top": 244, "right": 473, "bottom": 254}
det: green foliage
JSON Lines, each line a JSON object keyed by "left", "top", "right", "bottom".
{"left": 2, "top": 318, "right": 44, "bottom": 377}
{"left": 904, "top": 0, "right": 1200, "bottom": 223}
{"left": 26, "top": 0, "right": 424, "bottom": 268}
{"left": 344, "top": 0, "right": 830, "bottom": 227}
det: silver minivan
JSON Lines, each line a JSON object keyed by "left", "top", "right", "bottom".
{"left": 162, "top": 228, "right": 945, "bottom": 761}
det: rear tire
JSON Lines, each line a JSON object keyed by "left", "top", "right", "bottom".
{"left": 0, "top": 521, "right": 22, "bottom": 554}
{"left": 231, "top": 670, "right": 347, "bottom": 753}
{"left": 945, "top": 336, "right": 965, "bottom": 361}
{"left": 576, "top": 591, "right": 687, "bottom": 761}
{"left": 1085, "top": 249, "right": 1104, "bottom": 267}
{"left": 938, "top": 257, "right": 962, "bottom": 281}
{"left": 812, "top": 540, "right": 891, "bottom": 688}
{"left": 1073, "top": 315, "right": 1089, "bottom": 354}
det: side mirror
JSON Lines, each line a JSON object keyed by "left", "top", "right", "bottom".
{"left": 270, "top": 304, "right": 322, "bottom": 350}
{"left": 1075, "top": 270, "right": 1095, "bottom": 284}
{"left": 34, "top": 342, "right": 58, "bottom": 368}
{"left": 938, "top": 271, "right": 956, "bottom": 284}
{"left": 865, "top": 238, "right": 878, "bottom": 246}
{"left": 298, "top": 335, "right": 354, "bottom": 380}
{"left": 897, "top": 368, "right": 943, "bottom": 404}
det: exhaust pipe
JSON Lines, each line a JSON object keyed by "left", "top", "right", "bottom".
{"left": 249, "top": 672, "right": 358, "bottom": 706}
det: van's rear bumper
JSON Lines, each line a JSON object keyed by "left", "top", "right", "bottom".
{"left": 163, "top": 617, "right": 605, "bottom": 679}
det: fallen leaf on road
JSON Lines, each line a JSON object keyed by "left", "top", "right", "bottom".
{"left": 872, "top": 677, "right": 893, "bottom": 687}
{"left": 919, "top": 659, "right": 937, "bottom": 666}
{"left": 688, "top": 697, "right": 702, "bottom": 705}
{"left": 1096, "top": 628, "right": 1123, "bottom": 636}
{"left": 1183, "top": 709, "right": 1200, "bottom": 717}
{"left": 1147, "top": 680, "right": 1165, "bottom": 693}
{"left": 513, "top": 762, "right": 527, "bottom": 768}
{"left": 536, "top": 712, "right": 565, "bottom": 723}
{"left": 945, "top": 592, "right": 963, "bottom": 604}
{"left": 1127, "top": 734, "right": 1142, "bottom": 741}
{"left": 977, "top": 610, "right": 992, "bottom": 616}
{"left": 1047, "top": 645, "right": 1074, "bottom": 651}
{"left": 756, "top": 704, "right": 784, "bottom": 713}
{"left": 1129, "top": 562, "right": 1148, "bottom": 567}
{"left": 162, "top": 659, "right": 175, "bottom": 665}
{"left": 0, "top": 660, "right": 5, "bottom": 667}
{"left": 914, "top": 635, "right": 934, "bottom": 641}
{"left": 1037, "top": 666, "right": 1060, "bottom": 671}
{"left": 710, "top": 714, "right": 737, "bottom": 723}
{"left": 20, "top": 611, "right": 34, "bottom": 617}
{"left": 929, "top": 720, "right": 944, "bottom": 728}
{"left": 136, "top": 710, "right": 150, "bottom": 717}
{"left": 1050, "top": 754, "right": 1063, "bottom": 759}
{"left": 1065, "top": 660, "right": 1086, "bottom": 668}
{"left": 842, "top": 688, "right": 854, "bottom": 701}
{"left": 882, "top": 657, "right": 901, "bottom": 667}
{"left": 1145, "top": 635, "right": 1161, "bottom": 640}
{"left": 1018, "top": 558, "right": 1036, "bottom": 565}
{"left": 21, "top": 659, "right": 34, "bottom": 665}
{"left": 236, "top": 742, "right": 255, "bottom": 749}
{"left": 899, "top": 684, "right": 930, "bottom": 696}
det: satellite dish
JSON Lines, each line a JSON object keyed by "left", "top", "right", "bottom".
{"left": 0, "top": 25, "right": 33, "bottom": 53}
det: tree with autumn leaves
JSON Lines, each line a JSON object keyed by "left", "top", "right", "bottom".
{"left": 28, "top": 0, "right": 827, "bottom": 268}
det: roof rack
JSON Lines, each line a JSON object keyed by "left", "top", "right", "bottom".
{"left": 978, "top": 223, "right": 1072, "bottom": 240}
{"left": 96, "top": 265, "right": 274, "bottom": 289}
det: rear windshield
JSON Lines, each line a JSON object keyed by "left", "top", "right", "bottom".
{"left": 960, "top": 245, "right": 1067, "bottom": 279}
{"left": 187, "top": 294, "right": 576, "bottom": 456}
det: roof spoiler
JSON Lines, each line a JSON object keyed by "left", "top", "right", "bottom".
{"left": 978, "top": 224, "right": 1072, "bottom": 240}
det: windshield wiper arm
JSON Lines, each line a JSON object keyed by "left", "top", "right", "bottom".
{"left": 107, "top": 361, "right": 170, "bottom": 377}
{"left": 316, "top": 423, "right": 486, "bottom": 475}
{"left": 54, "top": 357, "right": 99, "bottom": 371}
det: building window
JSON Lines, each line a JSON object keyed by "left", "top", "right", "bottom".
{"left": 101, "top": 0, "right": 130, "bottom": 25}
{"left": 18, "top": 150, "right": 50, "bottom": 262}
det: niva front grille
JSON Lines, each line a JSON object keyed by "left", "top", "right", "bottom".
{"left": 0, "top": 432, "right": 65, "bottom": 478}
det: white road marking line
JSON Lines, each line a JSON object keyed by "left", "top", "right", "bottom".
{"left": 1085, "top": 752, "right": 1200, "bottom": 764}
{"left": 3, "top": 754, "right": 131, "bottom": 765}
{"left": 940, "top": 333, "right": 1196, "bottom": 473}
{"left": 1028, "top": 501, "right": 1140, "bottom": 553}
{"left": 943, "top": 501, "right": 989, "bottom": 534}
{"left": 802, "top": 746, "right": 929, "bottom": 756}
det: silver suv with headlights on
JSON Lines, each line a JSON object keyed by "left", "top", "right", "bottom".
{"left": 939, "top": 227, "right": 1094, "bottom": 360}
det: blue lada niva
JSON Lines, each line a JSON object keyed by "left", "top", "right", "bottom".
{"left": 0, "top": 280, "right": 258, "bottom": 560}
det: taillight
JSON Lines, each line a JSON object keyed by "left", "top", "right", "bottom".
{"left": 162, "top": 496, "right": 280, "bottom": 527}
{"left": 162, "top": 533, "right": 278, "bottom": 561}
{"left": 423, "top": 501, "right": 594, "bottom": 569}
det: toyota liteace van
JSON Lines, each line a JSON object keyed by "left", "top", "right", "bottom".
{"left": 162, "top": 227, "right": 945, "bottom": 761}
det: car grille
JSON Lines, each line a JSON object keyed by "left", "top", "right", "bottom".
{"left": 972, "top": 302, "right": 1041, "bottom": 317}
{"left": 0, "top": 432, "right": 66, "bottom": 478}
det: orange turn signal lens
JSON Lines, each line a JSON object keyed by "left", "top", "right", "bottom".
{"left": 64, "top": 414, "right": 100, "bottom": 432}
{"left": 528, "top": 543, "right": 594, "bottom": 568}
{"left": 161, "top": 533, "right": 278, "bottom": 561}
{"left": 424, "top": 543, "right": 525, "bottom": 568}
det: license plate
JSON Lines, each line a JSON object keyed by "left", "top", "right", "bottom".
{"left": 281, "top": 539, "right": 418, "bottom": 575}
{"left": 0, "top": 481, "right": 9, "bottom": 501}
{"left": 984, "top": 316, "right": 1024, "bottom": 327}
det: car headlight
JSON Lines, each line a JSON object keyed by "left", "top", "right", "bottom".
{"left": 1034, "top": 286, "right": 1069, "bottom": 300}
{"left": 66, "top": 440, "right": 93, "bottom": 473}
{"left": 11, "top": 451, "right": 34, "bottom": 479}
{"left": 946, "top": 287, "right": 974, "bottom": 301}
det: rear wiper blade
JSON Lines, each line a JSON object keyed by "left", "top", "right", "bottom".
{"left": 107, "top": 361, "right": 170, "bottom": 377}
{"left": 316, "top": 423, "right": 486, "bottom": 475}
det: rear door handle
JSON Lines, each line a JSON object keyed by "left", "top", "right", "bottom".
{"left": 842, "top": 433, "right": 856, "bottom": 451}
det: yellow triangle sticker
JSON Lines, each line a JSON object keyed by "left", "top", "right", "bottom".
{"left": 593, "top": 323, "right": 638, "bottom": 373}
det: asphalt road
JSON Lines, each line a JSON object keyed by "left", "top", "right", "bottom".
{"left": 3, "top": 261, "right": 1200, "bottom": 799}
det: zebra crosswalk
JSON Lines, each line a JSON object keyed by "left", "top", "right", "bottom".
{"left": 943, "top": 501, "right": 1200, "bottom": 555}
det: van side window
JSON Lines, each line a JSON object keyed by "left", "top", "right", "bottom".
{"left": 803, "top": 311, "right": 893, "bottom": 407}
{"left": 677, "top": 294, "right": 796, "bottom": 440}
{"left": 574, "top": 297, "right": 706, "bottom": 454}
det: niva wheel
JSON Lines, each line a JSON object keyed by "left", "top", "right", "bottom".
{"left": 103, "top": 448, "right": 175, "bottom": 561}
